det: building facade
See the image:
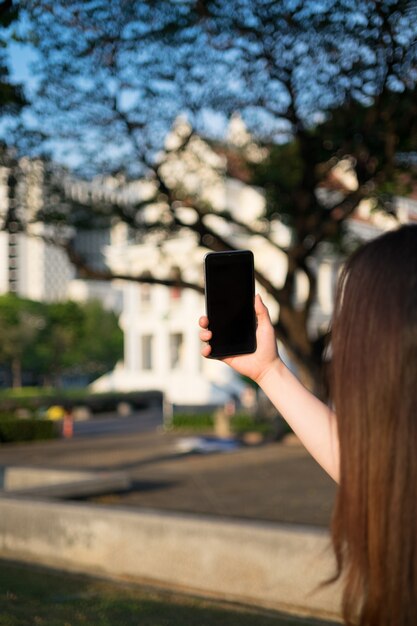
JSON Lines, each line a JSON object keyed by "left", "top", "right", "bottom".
{"left": 0, "top": 158, "right": 122, "bottom": 310}
{"left": 0, "top": 159, "right": 75, "bottom": 302}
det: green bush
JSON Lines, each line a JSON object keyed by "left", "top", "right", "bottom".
{"left": 0, "top": 412, "right": 21, "bottom": 422}
{"left": 0, "top": 388, "right": 87, "bottom": 413}
{"left": 0, "top": 386, "right": 53, "bottom": 399}
{"left": 0, "top": 419, "right": 58, "bottom": 443}
{"left": 171, "top": 413, "right": 215, "bottom": 430}
{"left": 231, "top": 413, "right": 272, "bottom": 435}
{"left": 171, "top": 411, "right": 276, "bottom": 436}
{"left": 0, "top": 388, "right": 162, "bottom": 416}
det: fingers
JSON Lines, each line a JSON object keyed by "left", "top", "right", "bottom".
{"left": 199, "top": 328, "right": 212, "bottom": 342}
{"left": 200, "top": 328, "right": 212, "bottom": 357}
{"left": 201, "top": 342, "right": 212, "bottom": 357}
{"left": 199, "top": 317, "right": 212, "bottom": 357}
{"left": 199, "top": 315, "right": 209, "bottom": 329}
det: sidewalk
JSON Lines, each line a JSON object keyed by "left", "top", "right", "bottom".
{"left": 0, "top": 429, "right": 336, "bottom": 527}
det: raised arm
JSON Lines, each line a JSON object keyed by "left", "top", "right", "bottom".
{"left": 199, "top": 294, "right": 340, "bottom": 482}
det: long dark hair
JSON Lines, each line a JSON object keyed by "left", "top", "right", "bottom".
{"left": 329, "top": 224, "right": 417, "bottom": 626}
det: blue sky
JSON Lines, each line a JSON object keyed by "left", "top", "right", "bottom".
{"left": 8, "top": 40, "right": 37, "bottom": 91}
{"left": 6, "top": 41, "right": 88, "bottom": 170}
{"left": 5, "top": 38, "right": 229, "bottom": 173}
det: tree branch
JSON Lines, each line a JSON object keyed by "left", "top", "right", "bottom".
{"left": 39, "top": 234, "right": 205, "bottom": 294}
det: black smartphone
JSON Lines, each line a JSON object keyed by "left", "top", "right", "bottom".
{"left": 204, "top": 249, "right": 256, "bottom": 358}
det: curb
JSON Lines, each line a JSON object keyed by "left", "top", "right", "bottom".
{"left": 0, "top": 495, "right": 342, "bottom": 621}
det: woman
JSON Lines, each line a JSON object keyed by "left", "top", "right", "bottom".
{"left": 199, "top": 224, "right": 417, "bottom": 626}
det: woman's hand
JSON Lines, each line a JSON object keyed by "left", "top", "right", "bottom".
{"left": 199, "top": 293, "right": 281, "bottom": 384}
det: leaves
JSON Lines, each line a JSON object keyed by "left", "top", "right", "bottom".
{"left": 0, "top": 295, "right": 123, "bottom": 386}
{"left": 0, "top": 0, "right": 26, "bottom": 119}
{"left": 16, "top": 1, "right": 415, "bottom": 174}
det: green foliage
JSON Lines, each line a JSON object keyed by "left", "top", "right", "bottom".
{"left": 0, "top": 385, "right": 58, "bottom": 399}
{"left": 231, "top": 413, "right": 275, "bottom": 436}
{"left": 0, "top": 294, "right": 48, "bottom": 387}
{"left": 171, "top": 413, "right": 215, "bottom": 430}
{"left": 0, "top": 411, "right": 19, "bottom": 421}
{"left": 0, "top": 389, "right": 160, "bottom": 418}
{"left": 0, "top": 418, "right": 57, "bottom": 443}
{"left": 0, "top": 0, "right": 27, "bottom": 152}
{"left": 0, "top": 1, "right": 26, "bottom": 115}
{"left": 171, "top": 412, "right": 278, "bottom": 436}
{"left": 20, "top": 0, "right": 417, "bottom": 175}
{"left": 0, "top": 295, "right": 123, "bottom": 387}
{"left": 0, "top": 386, "right": 67, "bottom": 414}
{"left": 251, "top": 141, "right": 306, "bottom": 222}
{"left": 76, "top": 300, "right": 124, "bottom": 376}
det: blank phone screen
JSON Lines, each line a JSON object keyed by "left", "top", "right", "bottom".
{"left": 204, "top": 250, "right": 256, "bottom": 358}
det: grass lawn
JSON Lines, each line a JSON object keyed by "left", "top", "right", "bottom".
{"left": 0, "top": 560, "right": 338, "bottom": 626}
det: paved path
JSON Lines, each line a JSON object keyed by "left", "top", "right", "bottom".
{"left": 0, "top": 428, "right": 336, "bottom": 527}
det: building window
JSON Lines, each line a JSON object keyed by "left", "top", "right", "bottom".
{"left": 141, "top": 334, "right": 153, "bottom": 371}
{"left": 170, "top": 333, "right": 184, "bottom": 369}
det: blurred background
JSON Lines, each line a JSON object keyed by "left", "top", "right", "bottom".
{"left": 0, "top": 0, "right": 416, "bottom": 423}
{"left": 0, "top": 2, "right": 416, "bottom": 622}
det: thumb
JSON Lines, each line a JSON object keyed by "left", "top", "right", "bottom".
{"left": 254, "top": 293, "right": 270, "bottom": 321}
{"left": 255, "top": 293, "right": 268, "bottom": 317}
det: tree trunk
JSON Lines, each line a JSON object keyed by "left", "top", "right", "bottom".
{"left": 11, "top": 357, "right": 22, "bottom": 389}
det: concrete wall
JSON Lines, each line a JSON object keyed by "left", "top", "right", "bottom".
{"left": 1, "top": 467, "right": 95, "bottom": 491}
{"left": 0, "top": 497, "right": 342, "bottom": 620}
{"left": 0, "top": 467, "right": 131, "bottom": 499}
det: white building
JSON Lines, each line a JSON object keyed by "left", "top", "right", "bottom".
{"left": 93, "top": 223, "right": 280, "bottom": 407}
{"left": 0, "top": 158, "right": 122, "bottom": 310}
{"left": 0, "top": 159, "right": 75, "bottom": 301}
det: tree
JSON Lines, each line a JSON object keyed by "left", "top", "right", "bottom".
{"left": 38, "top": 300, "right": 85, "bottom": 387}
{"left": 12, "top": 0, "right": 417, "bottom": 391}
{"left": 72, "top": 299, "right": 124, "bottom": 381}
{"left": 0, "top": 1, "right": 25, "bottom": 113}
{"left": 0, "top": 295, "right": 123, "bottom": 388}
{"left": 35, "top": 299, "right": 124, "bottom": 387}
{"left": 0, "top": 294, "right": 46, "bottom": 387}
{"left": 0, "top": 0, "right": 27, "bottom": 147}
